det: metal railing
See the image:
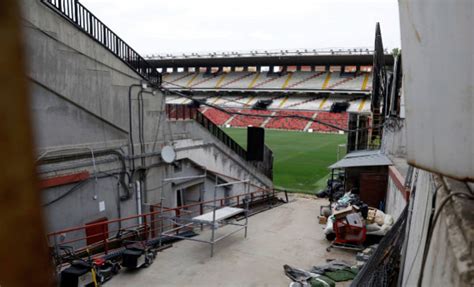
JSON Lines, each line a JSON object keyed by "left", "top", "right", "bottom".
{"left": 145, "top": 47, "right": 386, "bottom": 60}
{"left": 41, "top": 0, "right": 161, "bottom": 85}
{"left": 195, "top": 110, "right": 248, "bottom": 159}
{"left": 166, "top": 104, "right": 247, "bottom": 159}
{"left": 165, "top": 104, "right": 273, "bottom": 179}
{"left": 47, "top": 188, "right": 277, "bottom": 261}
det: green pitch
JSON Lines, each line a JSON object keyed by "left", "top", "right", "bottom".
{"left": 223, "top": 128, "right": 347, "bottom": 193}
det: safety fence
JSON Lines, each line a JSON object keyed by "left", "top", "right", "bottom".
{"left": 47, "top": 188, "right": 278, "bottom": 264}
{"left": 41, "top": 0, "right": 161, "bottom": 85}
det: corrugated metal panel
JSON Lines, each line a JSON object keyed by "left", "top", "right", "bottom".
{"left": 329, "top": 150, "right": 392, "bottom": 169}
{"left": 399, "top": 0, "right": 473, "bottom": 181}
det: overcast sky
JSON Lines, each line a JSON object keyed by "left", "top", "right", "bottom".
{"left": 81, "top": 0, "right": 401, "bottom": 56}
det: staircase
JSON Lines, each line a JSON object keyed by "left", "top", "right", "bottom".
{"left": 167, "top": 72, "right": 194, "bottom": 84}
{"left": 327, "top": 73, "right": 363, "bottom": 89}
{"left": 252, "top": 74, "right": 283, "bottom": 89}
{"left": 303, "top": 112, "right": 319, "bottom": 131}
{"left": 261, "top": 111, "right": 276, "bottom": 128}
{"left": 286, "top": 71, "right": 325, "bottom": 89}
{"left": 219, "top": 72, "right": 254, "bottom": 88}
{"left": 189, "top": 73, "right": 220, "bottom": 87}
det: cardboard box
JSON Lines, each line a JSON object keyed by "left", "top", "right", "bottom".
{"left": 333, "top": 206, "right": 355, "bottom": 219}
{"left": 367, "top": 208, "right": 377, "bottom": 224}
{"left": 318, "top": 216, "right": 327, "bottom": 225}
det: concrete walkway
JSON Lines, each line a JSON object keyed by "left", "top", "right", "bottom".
{"left": 108, "top": 196, "right": 356, "bottom": 286}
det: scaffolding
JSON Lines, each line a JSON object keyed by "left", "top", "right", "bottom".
{"left": 158, "top": 173, "right": 250, "bottom": 257}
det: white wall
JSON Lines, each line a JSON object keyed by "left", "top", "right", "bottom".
{"left": 399, "top": 0, "right": 473, "bottom": 180}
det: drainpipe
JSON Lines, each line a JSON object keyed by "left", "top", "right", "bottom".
{"left": 128, "top": 83, "right": 142, "bottom": 171}
{"left": 136, "top": 180, "right": 142, "bottom": 225}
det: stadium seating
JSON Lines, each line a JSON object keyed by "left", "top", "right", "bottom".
{"left": 163, "top": 71, "right": 372, "bottom": 91}
{"left": 265, "top": 110, "right": 315, "bottom": 131}
{"left": 310, "top": 112, "right": 349, "bottom": 132}
{"left": 163, "top": 70, "right": 365, "bottom": 133}
{"left": 229, "top": 109, "right": 273, "bottom": 127}
{"left": 171, "top": 103, "right": 349, "bottom": 133}
{"left": 201, "top": 107, "right": 233, "bottom": 125}
{"left": 219, "top": 72, "right": 255, "bottom": 88}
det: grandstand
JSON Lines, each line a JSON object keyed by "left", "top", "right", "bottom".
{"left": 163, "top": 70, "right": 372, "bottom": 93}
{"left": 148, "top": 49, "right": 393, "bottom": 134}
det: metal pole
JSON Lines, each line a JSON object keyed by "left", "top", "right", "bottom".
{"left": 355, "top": 114, "right": 360, "bottom": 150}
{"left": 158, "top": 179, "right": 165, "bottom": 247}
{"left": 136, "top": 180, "right": 142, "bottom": 225}
{"left": 244, "top": 181, "right": 249, "bottom": 238}
{"left": 211, "top": 175, "right": 218, "bottom": 257}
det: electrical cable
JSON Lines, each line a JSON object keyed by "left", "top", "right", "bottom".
{"left": 38, "top": 149, "right": 131, "bottom": 200}
{"left": 42, "top": 171, "right": 125, "bottom": 207}
{"left": 163, "top": 79, "right": 287, "bottom": 107}
{"left": 42, "top": 178, "right": 92, "bottom": 207}
{"left": 160, "top": 86, "right": 384, "bottom": 133}
{"left": 403, "top": 182, "right": 440, "bottom": 283}
{"left": 416, "top": 190, "right": 474, "bottom": 287}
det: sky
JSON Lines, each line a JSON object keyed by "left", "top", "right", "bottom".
{"left": 81, "top": 0, "right": 401, "bottom": 56}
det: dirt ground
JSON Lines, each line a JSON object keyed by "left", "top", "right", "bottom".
{"left": 108, "top": 195, "right": 357, "bottom": 286}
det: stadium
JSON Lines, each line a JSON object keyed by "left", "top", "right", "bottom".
{"left": 154, "top": 48, "right": 395, "bottom": 192}
{"left": 1, "top": 0, "right": 472, "bottom": 287}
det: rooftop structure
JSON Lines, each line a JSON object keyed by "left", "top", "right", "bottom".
{"left": 145, "top": 48, "right": 394, "bottom": 69}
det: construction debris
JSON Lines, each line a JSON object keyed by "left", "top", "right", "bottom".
{"left": 355, "top": 245, "right": 378, "bottom": 267}
{"left": 283, "top": 264, "right": 336, "bottom": 287}
{"left": 320, "top": 191, "right": 394, "bottom": 245}
{"left": 284, "top": 260, "right": 359, "bottom": 286}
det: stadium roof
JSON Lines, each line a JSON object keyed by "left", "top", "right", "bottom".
{"left": 145, "top": 49, "right": 395, "bottom": 68}
{"left": 329, "top": 150, "right": 392, "bottom": 169}
{"left": 163, "top": 87, "right": 370, "bottom": 96}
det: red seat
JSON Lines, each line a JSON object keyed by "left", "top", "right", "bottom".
{"left": 310, "top": 112, "right": 348, "bottom": 133}
{"left": 201, "top": 107, "right": 232, "bottom": 125}
{"left": 265, "top": 110, "right": 314, "bottom": 131}
{"left": 230, "top": 109, "right": 272, "bottom": 127}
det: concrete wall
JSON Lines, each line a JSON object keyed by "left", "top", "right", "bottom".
{"left": 23, "top": 0, "right": 273, "bottom": 247}
{"left": 384, "top": 166, "right": 407, "bottom": 220}
{"left": 381, "top": 118, "right": 407, "bottom": 158}
{"left": 382, "top": 121, "right": 473, "bottom": 285}
{"left": 169, "top": 120, "right": 273, "bottom": 189}
{"left": 23, "top": 0, "right": 141, "bottom": 236}
{"left": 382, "top": 119, "right": 408, "bottom": 219}
{"left": 400, "top": 170, "right": 474, "bottom": 286}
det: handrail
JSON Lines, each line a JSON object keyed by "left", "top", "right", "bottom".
{"left": 165, "top": 104, "right": 273, "bottom": 178}
{"left": 166, "top": 104, "right": 247, "bottom": 159}
{"left": 194, "top": 110, "right": 248, "bottom": 159}
{"left": 41, "top": 0, "right": 161, "bottom": 86}
{"left": 46, "top": 188, "right": 278, "bottom": 258}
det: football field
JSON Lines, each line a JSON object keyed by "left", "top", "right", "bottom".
{"left": 223, "top": 128, "right": 347, "bottom": 193}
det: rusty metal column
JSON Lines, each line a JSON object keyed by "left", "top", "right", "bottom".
{"left": 0, "top": 0, "right": 53, "bottom": 285}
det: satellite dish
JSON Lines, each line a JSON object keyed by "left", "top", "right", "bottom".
{"left": 161, "top": 145, "right": 176, "bottom": 163}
